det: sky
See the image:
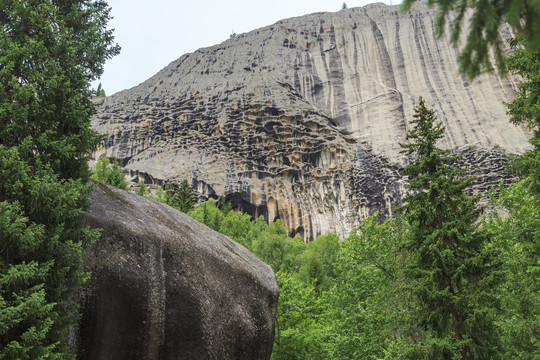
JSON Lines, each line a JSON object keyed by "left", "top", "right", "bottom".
{"left": 94, "top": 0, "right": 402, "bottom": 95}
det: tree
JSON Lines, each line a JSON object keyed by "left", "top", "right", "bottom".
{"left": 0, "top": 0, "right": 118, "bottom": 357}
{"left": 219, "top": 195, "right": 232, "bottom": 215}
{"left": 295, "top": 233, "right": 340, "bottom": 291}
{"left": 398, "top": 97, "right": 503, "bottom": 359}
{"left": 170, "top": 179, "right": 196, "bottom": 213}
{"left": 252, "top": 221, "right": 306, "bottom": 273}
{"left": 92, "top": 157, "right": 129, "bottom": 190}
{"left": 93, "top": 83, "right": 106, "bottom": 97}
{"left": 136, "top": 181, "right": 147, "bottom": 196}
{"left": 401, "top": 0, "right": 540, "bottom": 78}
{"left": 272, "top": 271, "right": 326, "bottom": 360}
{"left": 505, "top": 37, "right": 540, "bottom": 195}
{"left": 219, "top": 210, "right": 254, "bottom": 249}
{"left": 319, "top": 214, "right": 406, "bottom": 360}
{"left": 150, "top": 185, "right": 171, "bottom": 204}
{"left": 484, "top": 181, "right": 540, "bottom": 359}
{"left": 188, "top": 200, "right": 224, "bottom": 232}
{"left": 499, "top": 39, "right": 540, "bottom": 358}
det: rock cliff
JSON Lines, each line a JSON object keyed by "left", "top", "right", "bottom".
{"left": 70, "top": 182, "right": 278, "bottom": 360}
{"left": 92, "top": 2, "right": 531, "bottom": 241}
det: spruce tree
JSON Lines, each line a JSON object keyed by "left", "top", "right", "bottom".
{"left": 398, "top": 97, "right": 502, "bottom": 359}
{"left": 0, "top": 1, "right": 118, "bottom": 357}
{"left": 170, "top": 179, "right": 195, "bottom": 213}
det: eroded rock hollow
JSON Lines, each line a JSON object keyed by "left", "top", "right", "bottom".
{"left": 92, "top": 3, "right": 530, "bottom": 241}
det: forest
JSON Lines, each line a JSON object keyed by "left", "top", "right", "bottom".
{"left": 174, "top": 93, "right": 539, "bottom": 359}
{"left": 1, "top": 0, "right": 539, "bottom": 359}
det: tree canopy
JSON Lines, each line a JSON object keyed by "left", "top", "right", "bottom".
{"left": 398, "top": 97, "right": 502, "bottom": 359}
{"left": 0, "top": 0, "right": 118, "bottom": 357}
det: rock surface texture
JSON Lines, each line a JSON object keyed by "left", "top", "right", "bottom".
{"left": 92, "top": 3, "right": 531, "bottom": 241}
{"left": 71, "top": 182, "right": 278, "bottom": 360}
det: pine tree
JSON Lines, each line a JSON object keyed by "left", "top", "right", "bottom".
{"left": 0, "top": 1, "right": 119, "bottom": 357}
{"left": 170, "top": 179, "right": 196, "bottom": 213}
{"left": 398, "top": 97, "right": 502, "bottom": 359}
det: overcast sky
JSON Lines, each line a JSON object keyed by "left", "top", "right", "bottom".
{"left": 94, "top": 0, "right": 402, "bottom": 95}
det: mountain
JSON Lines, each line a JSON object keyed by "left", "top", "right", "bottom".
{"left": 92, "top": 2, "right": 530, "bottom": 241}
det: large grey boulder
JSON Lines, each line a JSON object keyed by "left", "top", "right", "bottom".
{"left": 71, "top": 182, "right": 278, "bottom": 360}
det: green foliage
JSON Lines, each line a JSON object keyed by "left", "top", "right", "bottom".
{"left": 0, "top": 0, "right": 118, "bottom": 357}
{"left": 0, "top": 147, "right": 100, "bottom": 358}
{"left": 398, "top": 97, "right": 503, "bottom": 359}
{"left": 188, "top": 201, "right": 223, "bottom": 231}
{"left": 401, "top": 0, "right": 540, "bottom": 78}
{"left": 219, "top": 195, "right": 232, "bottom": 215}
{"left": 484, "top": 180, "right": 540, "bottom": 359}
{"left": 505, "top": 37, "right": 540, "bottom": 195}
{"left": 219, "top": 211, "right": 255, "bottom": 249}
{"left": 136, "top": 181, "right": 147, "bottom": 197}
{"left": 91, "top": 157, "right": 129, "bottom": 190}
{"left": 0, "top": 0, "right": 119, "bottom": 180}
{"left": 169, "top": 179, "right": 195, "bottom": 213}
{"left": 319, "top": 214, "right": 407, "bottom": 359}
{"left": 186, "top": 188, "right": 536, "bottom": 359}
{"left": 253, "top": 222, "right": 306, "bottom": 273}
{"left": 93, "top": 83, "right": 106, "bottom": 97}
{"left": 295, "top": 233, "right": 340, "bottom": 291}
{"left": 147, "top": 185, "right": 171, "bottom": 204}
{"left": 272, "top": 271, "right": 326, "bottom": 360}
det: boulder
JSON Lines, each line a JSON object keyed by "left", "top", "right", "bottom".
{"left": 70, "top": 182, "right": 278, "bottom": 360}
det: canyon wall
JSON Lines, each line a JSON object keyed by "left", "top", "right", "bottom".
{"left": 92, "top": 2, "right": 530, "bottom": 241}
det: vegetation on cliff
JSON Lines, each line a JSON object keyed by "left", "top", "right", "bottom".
{"left": 0, "top": 0, "right": 118, "bottom": 357}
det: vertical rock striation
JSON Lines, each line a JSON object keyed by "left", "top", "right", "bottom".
{"left": 92, "top": 3, "right": 530, "bottom": 241}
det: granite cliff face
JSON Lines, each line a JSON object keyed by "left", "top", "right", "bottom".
{"left": 92, "top": 2, "right": 531, "bottom": 241}
{"left": 70, "top": 182, "right": 278, "bottom": 360}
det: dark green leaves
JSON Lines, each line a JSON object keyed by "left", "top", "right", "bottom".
{"left": 0, "top": 1, "right": 117, "bottom": 357}
{"left": 398, "top": 97, "right": 502, "bottom": 359}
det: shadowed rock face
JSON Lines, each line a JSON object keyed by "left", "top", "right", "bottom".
{"left": 92, "top": 3, "right": 531, "bottom": 241}
{"left": 70, "top": 182, "right": 278, "bottom": 360}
